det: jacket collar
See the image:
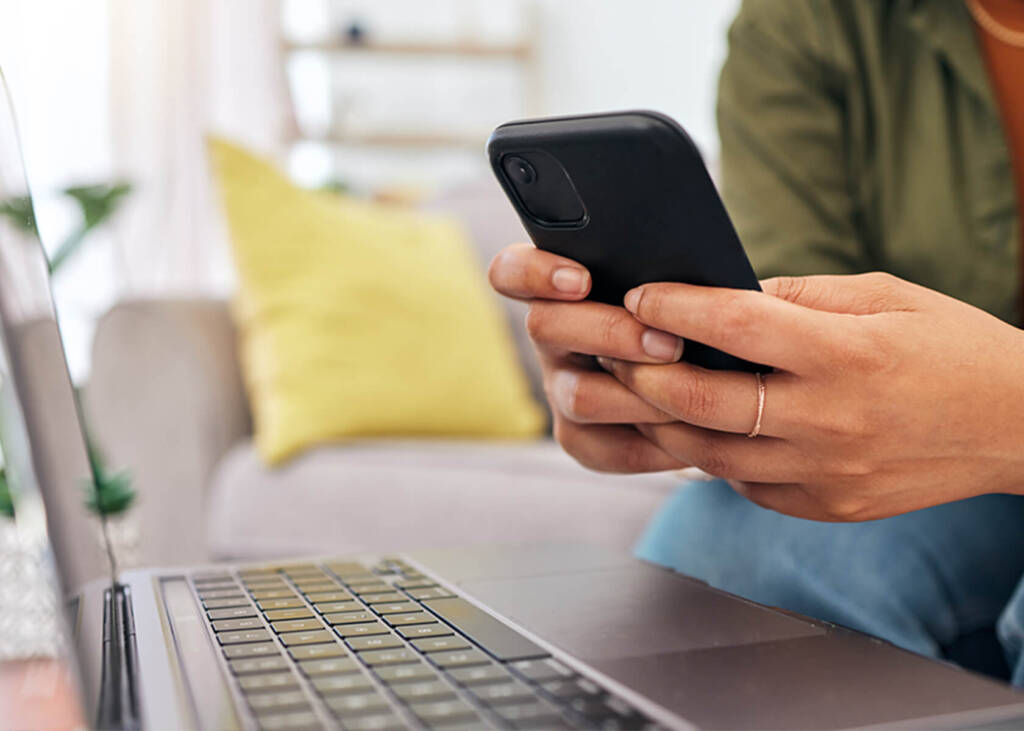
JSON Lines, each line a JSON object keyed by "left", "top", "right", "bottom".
{"left": 904, "top": 0, "right": 995, "bottom": 107}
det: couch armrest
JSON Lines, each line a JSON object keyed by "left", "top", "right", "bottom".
{"left": 82, "top": 300, "right": 251, "bottom": 565}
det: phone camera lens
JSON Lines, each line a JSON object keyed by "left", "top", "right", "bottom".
{"left": 504, "top": 156, "right": 536, "bottom": 185}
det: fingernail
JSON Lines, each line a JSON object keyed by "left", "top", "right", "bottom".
{"left": 596, "top": 356, "right": 616, "bottom": 372}
{"left": 641, "top": 329, "right": 683, "bottom": 362}
{"left": 552, "top": 267, "right": 588, "bottom": 294}
{"left": 550, "top": 370, "right": 578, "bottom": 411}
{"left": 624, "top": 287, "right": 643, "bottom": 313}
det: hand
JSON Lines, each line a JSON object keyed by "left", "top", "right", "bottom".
{"left": 488, "top": 243, "right": 689, "bottom": 473}
{"left": 600, "top": 272, "right": 1024, "bottom": 521}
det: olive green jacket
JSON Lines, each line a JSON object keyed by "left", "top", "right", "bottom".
{"left": 718, "top": 0, "right": 1021, "bottom": 323}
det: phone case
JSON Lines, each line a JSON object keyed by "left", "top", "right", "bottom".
{"left": 487, "top": 110, "right": 763, "bottom": 372}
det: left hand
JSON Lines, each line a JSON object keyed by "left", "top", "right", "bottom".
{"left": 600, "top": 272, "right": 1024, "bottom": 521}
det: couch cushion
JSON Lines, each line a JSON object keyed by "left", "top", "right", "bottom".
{"left": 206, "top": 439, "right": 681, "bottom": 560}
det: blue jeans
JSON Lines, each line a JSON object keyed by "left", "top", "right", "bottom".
{"left": 636, "top": 480, "right": 1024, "bottom": 686}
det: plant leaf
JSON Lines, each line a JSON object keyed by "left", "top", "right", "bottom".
{"left": 83, "top": 438, "right": 136, "bottom": 517}
{"left": 62, "top": 182, "right": 132, "bottom": 230}
{"left": 0, "top": 195, "right": 37, "bottom": 235}
{"left": 0, "top": 468, "right": 13, "bottom": 519}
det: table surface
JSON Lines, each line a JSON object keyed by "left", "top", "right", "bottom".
{"left": 0, "top": 658, "right": 84, "bottom": 731}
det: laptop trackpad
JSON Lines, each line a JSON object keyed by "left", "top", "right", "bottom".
{"left": 455, "top": 562, "right": 823, "bottom": 662}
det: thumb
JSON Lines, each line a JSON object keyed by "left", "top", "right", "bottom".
{"left": 760, "top": 272, "right": 915, "bottom": 315}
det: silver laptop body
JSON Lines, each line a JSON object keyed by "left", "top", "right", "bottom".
{"left": 3, "top": 70, "right": 1024, "bottom": 731}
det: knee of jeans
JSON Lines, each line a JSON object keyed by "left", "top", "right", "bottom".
{"left": 637, "top": 480, "right": 923, "bottom": 616}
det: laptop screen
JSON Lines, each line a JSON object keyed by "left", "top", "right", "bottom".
{"left": 0, "top": 68, "right": 106, "bottom": 596}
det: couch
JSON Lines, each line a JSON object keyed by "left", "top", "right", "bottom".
{"left": 81, "top": 179, "right": 683, "bottom": 567}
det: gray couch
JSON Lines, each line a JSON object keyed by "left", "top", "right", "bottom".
{"left": 81, "top": 180, "right": 683, "bottom": 567}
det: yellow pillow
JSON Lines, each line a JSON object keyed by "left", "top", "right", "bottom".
{"left": 208, "top": 138, "right": 545, "bottom": 464}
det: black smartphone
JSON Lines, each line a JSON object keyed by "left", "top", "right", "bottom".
{"left": 487, "top": 109, "right": 762, "bottom": 372}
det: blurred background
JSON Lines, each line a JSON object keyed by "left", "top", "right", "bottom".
{"left": 0, "top": 0, "right": 739, "bottom": 380}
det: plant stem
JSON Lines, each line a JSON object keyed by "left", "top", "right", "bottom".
{"left": 100, "top": 513, "right": 118, "bottom": 584}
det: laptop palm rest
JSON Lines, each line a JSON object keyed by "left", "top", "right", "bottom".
{"left": 409, "top": 544, "right": 1024, "bottom": 730}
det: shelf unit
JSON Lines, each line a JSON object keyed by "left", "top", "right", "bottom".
{"left": 280, "top": 3, "right": 540, "bottom": 190}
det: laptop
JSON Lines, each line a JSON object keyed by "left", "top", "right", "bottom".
{"left": 4, "top": 74, "right": 1024, "bottom": 731}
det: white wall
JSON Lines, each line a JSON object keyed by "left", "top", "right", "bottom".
{"left": 536, "top": 0, "right": 740, "bottom": 157}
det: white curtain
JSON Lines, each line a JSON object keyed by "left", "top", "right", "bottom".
{"left": 107, "top": 0, "right": 292, "bottom": 296}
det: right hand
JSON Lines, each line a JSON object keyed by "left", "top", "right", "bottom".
{"left": 488, "top": 242, "right": 689, "bottom": 473}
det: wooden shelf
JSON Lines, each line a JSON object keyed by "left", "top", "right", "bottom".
{"left": 290, "top": 130, "right": 489, "bottom": 149}
{"left": 283, "top": 39, "right": 532, "bottom": 60}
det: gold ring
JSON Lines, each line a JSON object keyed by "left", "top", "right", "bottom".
{"left": 747, "top": 372, "right": 766, "bottom": 438}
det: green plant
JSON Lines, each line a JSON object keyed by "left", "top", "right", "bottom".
{"left": 0, "top": 181, "right": 136, "bottom": 582}
{"left": 0, "top": 469, "right": 12, "bottom": 519}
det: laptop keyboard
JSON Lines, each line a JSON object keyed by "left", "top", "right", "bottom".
{"left": 190, "top": 557, "right": 660, "bottom": 731}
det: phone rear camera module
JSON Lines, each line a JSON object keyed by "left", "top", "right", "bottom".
{"left": 504, "top": 156, "right": 536, "bottom": 185}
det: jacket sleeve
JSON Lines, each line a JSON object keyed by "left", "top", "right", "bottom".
{"left": 717, "top": 0, "right": 871, "bottom": 278}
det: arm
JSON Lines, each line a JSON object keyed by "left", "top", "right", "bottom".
{"left": 718, "top": 0, "right": 873, "bottom": 277}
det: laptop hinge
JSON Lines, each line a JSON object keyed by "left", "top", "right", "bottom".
{"left": 96, "top": 583, "right": 140, "bottom": 730}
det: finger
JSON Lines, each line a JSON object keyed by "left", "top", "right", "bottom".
{"left": 760, "top": 272, "right": 923, "bottom": 315}
{"left": 636, "top": 422, "right": 811, "bottom": 483}
{"left": 623, "top": 282, "right": 845, "bottom": 373}
{"left": 601, "top": 359, "right": 798, "bottom": 436}
{"left": 489, "top": 242, "right": 592, "bottom": 301}
{"left": 547, "top": 368, "right": 675, "bottom": 424}
{"left": 554, "top": 420, "right": 688, "bottom": 474}
{"left": 528, "top": 300, "right": 683, "bottom": 363}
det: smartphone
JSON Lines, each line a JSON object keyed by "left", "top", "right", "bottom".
{"left": 487, "top": 110, "right": 762, "bottom": 372}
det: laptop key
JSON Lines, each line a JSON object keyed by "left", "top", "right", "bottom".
{"left": 411, "top": 636, "right": 471, "bottom": 653}
{"left": 251, "top": 589, "right": 298, "bottom": 600}
{"left": 271, "top": 619, "right": 324, "bottom": 633}
{"left": 204, "top": 597, "right": 251, "bottom": 609}
{"left": 374, "top": 663, "right": 437, "bottom": 684}
{"left": 372, "top": 602, "right": 419, "bottom": 615}
{"left": 337, "top": 713, "right": 406, "bottom": 731}
{"left": 298, "top": 657, "right": 361, "bottom": 676}
{"left": 407, "top": 587, "right": 456, "bottom": 601}
{"left": 361, "top": 593, "right": 406, "bottom": 604}
{"left": 247, "top": 690, "right": 310, "bottom": 713}
{"left": 279, "top": 630, "right": 336, "bottom": 646}
{"left": 495, "top": 702, "right": 565, "bottom": 727}
{"left": 447, "top": 664, "right": 513, "bottom": 686}
{"left": 540, "top": 679, "right": 601, "bottom": 701}
{"left": 349, "top": 584, "right": 392, "bottom": 596}
{"left": 317, "top": 602, "right": 365, "bottom": 615}
{"left": 408, "top": 700, "right": 480, "bottom": 725}
{"left": 306, "top": 592, "right": 353, "bottom": 603}
{"left": 230, "top": 656, "right": 291, "bottom": 675}
{"left": 358, "top": 649, "right": 419, "bottom": 666}
{"left": 347, "top": 635, "right": 404, "bottom": 652}
{"left": 311, "top": 674, "right": 375, "bottom": 695}
{"left": 259, "top": 598, "right": 305, "bottom": 610}
{"left": 213, "top": 617, "right": 265, "bottom": 632}
{"left": 257, "top": 711, "right": 321, "bottom": 731}
{"left": 470, "top": 680, "right": 536, "bottom": 706}
{"left": 219, "top": 629, "right": 272, "bottom": 645}
{"left": 394, "top": 578, "right": 435, "bottom": 590}
{"left": 428, "top": 649, "right": 490, "bottom": 669}
{"left": 511, "top": 659, "right": 573, "bottom": 684}
{"left": 224, "top": 642, "right": 280, "bottom": 659}
{"left": 383, "top": 612, "right": 435, "bottom": 627}
{"left": 421, "top": 597, "right": 548, "bottom": 662}
{"left": 296, "top": 582, "right": 340, "bottom": 594}
{"left": 396, "top": 624, "right": 453, "bottom": 640}
{"left": 238, "top": 672, "right": 301, "bottom": 693}
{"left": 324, "top": 692, "right": 391, "bottom": 717}
{"left": 265, "top": 608, "right": 315, "bottom": 621}
{"left": 390, "top": 681, "right": 457, "bottom": 703}
{"left": 193, "top": 572, "right": 233, "bottom": 583}
{"left": 335, "top": 622, "right": 389, "bottom": 638}
{"left": 289, "top": 643, "right": 347, "bottom": 661}
{"left": 324, "top": 611, "right": 376, "bottom": 625}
